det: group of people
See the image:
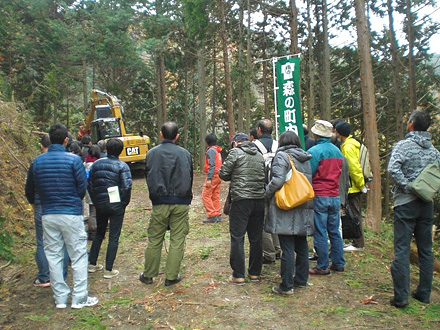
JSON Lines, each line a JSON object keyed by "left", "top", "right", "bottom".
{"left": 25, "top": 124, "right": 132, "bottom": 309}
{"left": 25, "top": 109, "right": 438, "bottom": 310}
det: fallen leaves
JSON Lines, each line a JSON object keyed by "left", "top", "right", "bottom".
{"left": 359, "top": 296, "right": 378, "bottom": 305}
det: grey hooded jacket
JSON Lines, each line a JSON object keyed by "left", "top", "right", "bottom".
{"left": 264, "top": 145, "right": 314, "bottom": 236}
{"left": 388, "top": 131, "right": 440, "bottom": 207}
{"left": 219, "top": 141, "right": 265, "bottom": 202}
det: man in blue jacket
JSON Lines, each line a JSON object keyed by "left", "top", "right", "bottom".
{"left": 25, "top": 123, "right": 98, "bottom": 309}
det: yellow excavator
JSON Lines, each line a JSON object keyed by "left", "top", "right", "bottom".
{"left": 78, "top": 89, "right": 150, "bottom": 163}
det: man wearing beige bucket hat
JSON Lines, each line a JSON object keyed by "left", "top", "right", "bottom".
{"left": 307, "top": 120, "right": 346, "bottom": 276}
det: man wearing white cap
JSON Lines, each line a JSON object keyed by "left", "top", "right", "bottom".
{"left": 307, "top": 120, "right": 345, "bottom": 276}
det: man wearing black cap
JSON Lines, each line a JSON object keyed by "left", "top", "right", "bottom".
{"left": 335, "top": 121, "right": 366, "bottom": 252}
{"left": 219, "top": 133, "right": 266, "bottom": 285}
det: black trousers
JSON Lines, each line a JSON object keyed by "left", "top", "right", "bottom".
{"left": 89, "top": 202, "right": 126, "bottom": 271}
{"left": 229, "top": 199, "right": 265, "bottom": 278}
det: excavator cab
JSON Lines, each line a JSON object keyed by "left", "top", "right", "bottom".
{"left": 90, "top": 117, "right": 122, "bottom": 142}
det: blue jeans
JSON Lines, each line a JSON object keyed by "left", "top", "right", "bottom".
{"left": 34, "top": 204, "right": 69, "bottom": 282}
{"left": 313, "top": 196, "right": 345, "bottom": 270}
{"left": 229, "top": 199, "right": 264, "bottom": 278}
{"left": 391, "top": 199, "right": 434, "bottom": 303}
{"left": 43, "top": 214, "right": 89, "bottom": 306}
{"left": 278, "top": 234, "right": 309, "bottom": 291}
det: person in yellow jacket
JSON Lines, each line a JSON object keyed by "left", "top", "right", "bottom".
{"left": 335, "top": 121, "right": 367, "bottom": 251}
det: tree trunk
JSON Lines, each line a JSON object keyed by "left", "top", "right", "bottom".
{"left": 211, "top": 37, "right": 217, "bottom": 133}
{"left": 82, "top": 57, "right": 88, "bottom": 117}
{"left": 406, "top": 0, "right": 417, "bottom": 111}
{"left": 198, "top": 48, "right": 207, "bottom": 171}
{"left": 354, "top": 0, "right": 382, "bottom": 233}
{"left": 262, "top": 10, "right": 269, "bottom": 119}
{"left": 219, "top": 0, "right": 235, "bottom": 136}
{"left": 183, "top": 65, "right": 189, "bottom": 149}
{"left": 388, "top": 0, "right": 404, "bottom": 141}
{"left": 321, "top": 0, "right": 331, "bottom": 120}
{"left": 237, "top": 3, "right": 244, "bottom": 132}
{"left": 289, "top": 0, "right": 299, "bottom": 55}
{"left": 306, "top": 0, "right": 315, "bottom": 128}
{"left": 245, "top": 0, "right": 251, "bottom": 134}
{"left": 53, "top": 98, "right": 58, "bottom": 124}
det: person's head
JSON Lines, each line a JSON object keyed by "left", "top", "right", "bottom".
{"left": 311, "top": 120, "right": 333, "bottom": 140}
{"left": 40, "top": 134, "right": 51, "bottom": 153}
{"left": 49, "top": 123, "right": 68, "bottom": 145}
{"left": 249, "top": 128, "right": 258, "bottom": 141}
{"left": 97, "top": 139, "right": 107, "bottom": 152}
{"left": 160, "top": 121, "right": 179, "bottom": 141}
{"left": 279, "top": 131, "right": 302, "bottom": 148}
{"left": 408, "top": 109, "right": 431, "bottom": 132}
{"left": 106, "top": 138, "right": 124, "bottom": 157}
{"left": 205, "top": 133, "right": 217, "bottom": 147}
{"left": 88, "top": 145, "right": 101, "bottom": 159}
{"left": 231, "top": 132, "right": 249, "bottom": 148}
{"left": 69, "top": 141, "right": 82, "bottom": 156}
{"left": 80, "top": 135, "right": 92, "bottom": 146}
{"left": 331, "top": 118, "right": 344, "bottom": 133}
{"left": 257, "top": 119, "right": 273, "bottom": 137}
{"left": 335, "top": 121, "right": 351, "bottom": 140}
{"left": 302, "top": 124, "right": 309, "bottom": 136}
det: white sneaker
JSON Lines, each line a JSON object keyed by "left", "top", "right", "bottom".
{"left": 343, "top": 244, "right": 364, "bottom": 252}
{"left": 56, "top": 303, "right": 67, "bottom": 309}
{"left": 71, "top": 296, "right": 99, "bottom": 309}
{"left": 103, "top": 269, "right": 119, "bottom": 279}
{"left": 88, "top": 263, "right": 104, "bottom": 273}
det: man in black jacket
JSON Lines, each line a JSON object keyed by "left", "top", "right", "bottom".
{"left": 140, "top": 122, "right": 193, "bottom": 287}
{"left": 87, "top": 138, "right": 132, "bottom": 279}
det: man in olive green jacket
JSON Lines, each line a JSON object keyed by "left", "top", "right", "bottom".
{"left": 219, "top": 133, "right": 266, "bottom": 285}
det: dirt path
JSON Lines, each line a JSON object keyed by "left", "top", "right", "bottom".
{"left": 0, "top": 172, "right": 439, "bottom": 329}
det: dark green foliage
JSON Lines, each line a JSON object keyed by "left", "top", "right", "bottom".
{"left": 0, "top": 217, "right": 15, "bottom": 261}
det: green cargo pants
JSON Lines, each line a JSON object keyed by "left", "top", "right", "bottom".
{"left": 143, "top": 204, "right": 190, "bottom": 280}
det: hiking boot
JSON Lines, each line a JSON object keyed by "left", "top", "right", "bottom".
{"left": 293, "top": 282, "right": 307, "bottom": 289}
{"left": 164, "top": 273, "right": 182, "bottom": 286}
{"left": 203, "top": 216, "right": 218, "bottom": 223}
{"left": 33, "top": 279, "right": 51, "bottom": 288}
{"left": 343, "top": 244, "right": 364, "bottom": 252}
{"left": 308, "top": 253, "right": 318, "bottom": 261}
{"left": 88, "top": 263, "right": 104, "bottom": 273}
{"left": 390, "top": 298, "right": 409, "bottom": 308}
{"left": 411, "top": 290, "right": 430, "bottom": 304}
{"left": 272, "top": 286, "right": 293, "bottom": 295}
{"left": 71, "top": 296, "right": 99, "bottom": 309}
{"left": 309, "top": 267, "right": 330, "bottom": 276}
{"left": 262, "top": 259, "right": 275, "bottom": 265}
{"left": 103, "top": 269, "right": 119, "bottom": 279}
{"left": 330, "top": 264, "right": 345, "bottom": 273}
{"left": 229, "top": 275, "right": 245, "bottom": 285}
{"left": 139, "top": 272, "right": 153, "bottom": 285}
{"left": 215, "top": 215, "right": 222, "bottom": 222}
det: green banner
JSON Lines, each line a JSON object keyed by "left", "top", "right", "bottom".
{"left": 274, "top": 56, "right": 305, "bottom": 148}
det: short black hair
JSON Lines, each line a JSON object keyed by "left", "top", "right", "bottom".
{"left": 409, "top": 110, "right": 431, "bottom": 131}
{"left": 257, "top": 119, "right": 273, "bottom": 135}
{"left": 69, "top": 141, "right": 82, "bottom": 156}
{"left": 250, "top": 128, "right": 258, "bottom": 140}
{"left": 161, "top": 121, "right": 179, "bottom": 140}
{"left": 106, "top": 138, "right": 124, "bottom": 157}
{"left": 205, "top": 133, "right": 217, "bottom": 146}
{"left": 49, "top": 123, "right": 68, "bottom": 145}
{"left": 81, "top": 135, "right": 92, "bottom": 145}
{"left": 88, "top": 145, "right": 101, "bottom": 159}
{"left": 279, "top": 131, "right": 302, "bottom": 148}
{"left": 40, "top": 134, "right": 51, "bottom": 148}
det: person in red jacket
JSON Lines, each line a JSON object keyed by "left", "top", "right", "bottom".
{"left": 202, "top": 134, "right": 223, "bottom": 223}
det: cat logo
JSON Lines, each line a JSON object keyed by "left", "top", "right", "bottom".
{"left": 126, "top": 146, "right": 140, "bottom": 156}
